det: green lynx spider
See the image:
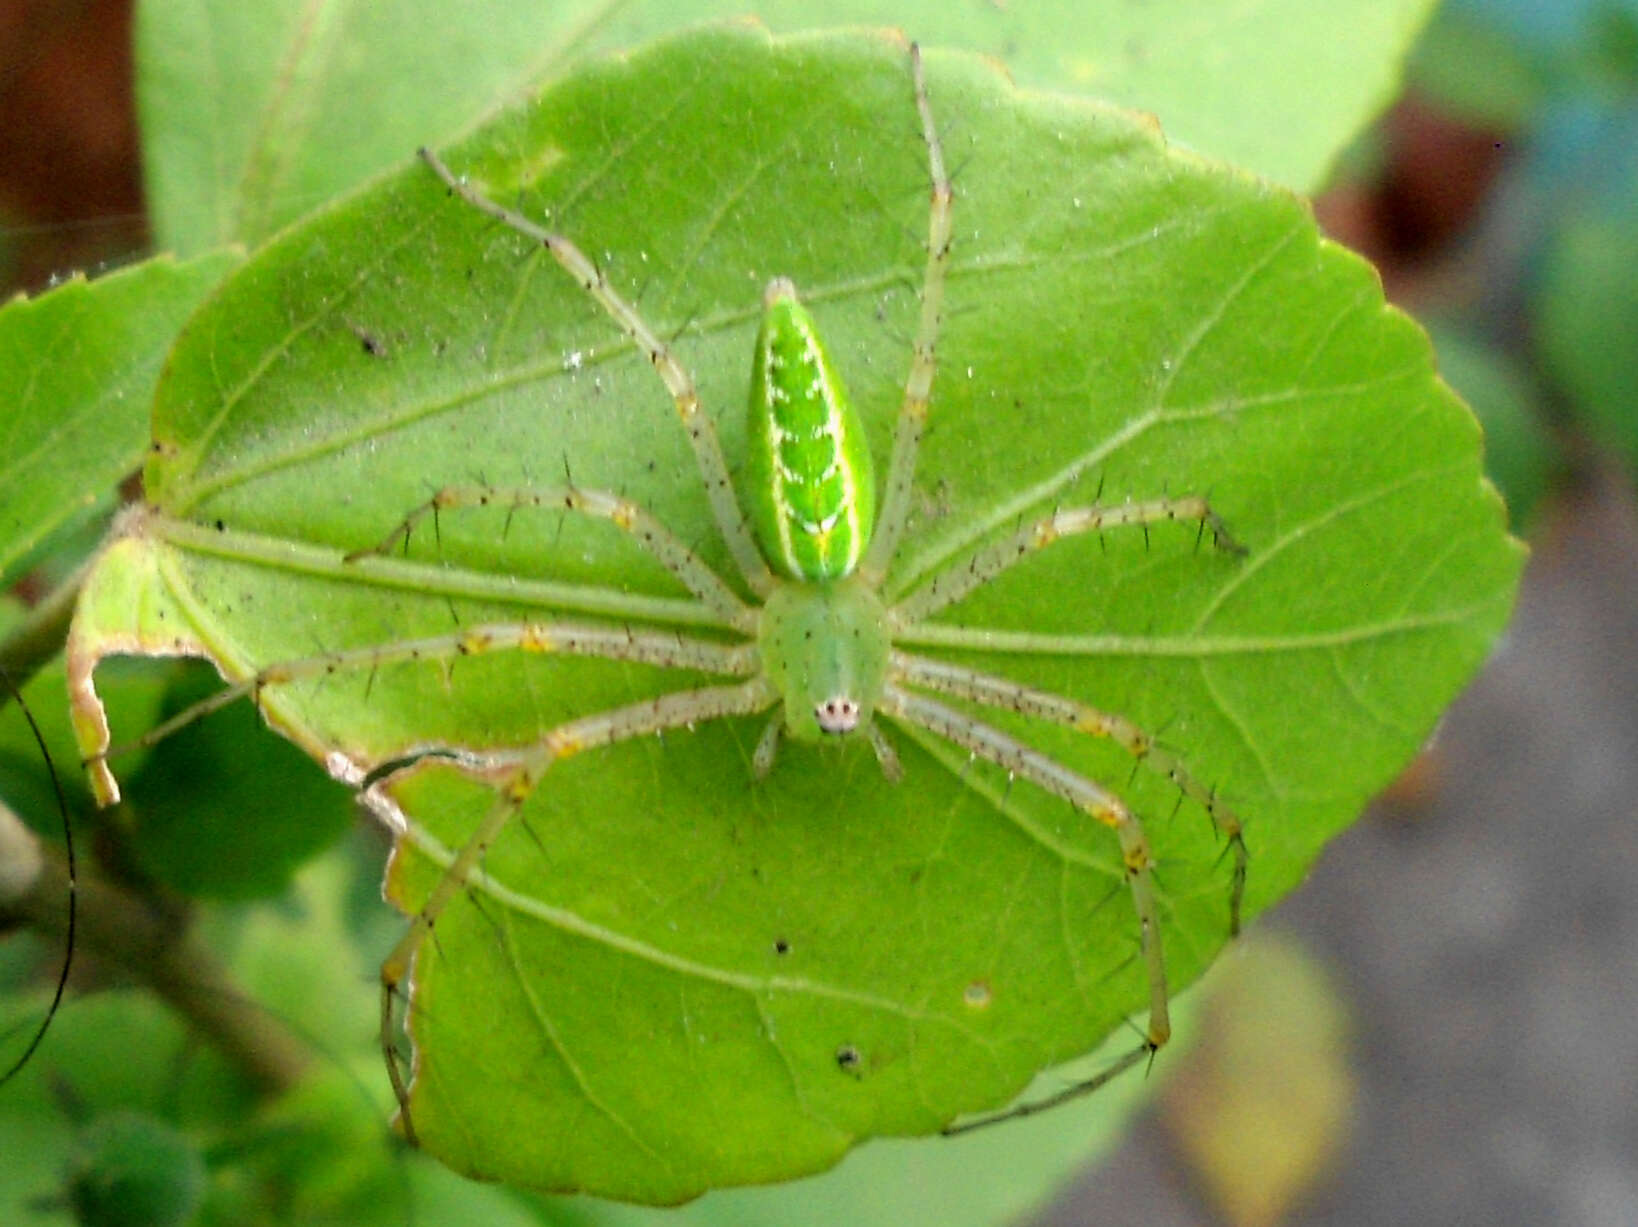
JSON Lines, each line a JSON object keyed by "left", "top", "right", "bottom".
{"left": 124, "top": 45, "right": 1248, "bottom": 1138}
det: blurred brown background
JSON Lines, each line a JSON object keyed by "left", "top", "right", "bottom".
{"left": 0, "top": 0, "right": 142, "bottom": 294}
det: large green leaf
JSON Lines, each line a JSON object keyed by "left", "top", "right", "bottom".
{"left": 579, "top": 1019, "right": 1163, "bottom": 1227}
{"left": 75, "top": 27, "right": 1520, "bottom": 1202}
{"left": 137, "top": 0, "right": 1434, "bottom": 256}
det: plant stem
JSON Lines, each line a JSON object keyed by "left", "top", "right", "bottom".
{"left": 0, "top": 803, "right": 313, "bottom": 1096}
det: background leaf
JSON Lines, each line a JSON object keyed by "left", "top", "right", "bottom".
{"left": 1537, "top": 205, "right": 1638, "bottom": 470}
{"left": 0, "top": 850, "right": 544, "bottom": 1227}
{"left": 0, "top": 641, "right": 354, "bottom": 902}
{"left": 74, "top": 26, "right": 1520, "bottom": 1203}
{"left": 137, "top": 0, "right": 1436, "bottom": 259}
{"left": 0, "top": 250, "right": 240, "bottom": 589}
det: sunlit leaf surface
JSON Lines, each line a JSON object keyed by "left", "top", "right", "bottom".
{"left": 137, "top": 0, "right": 1436, "bottom": 257}
{"left": 74, "top": 28, "right": 1520, "bottom": 1202}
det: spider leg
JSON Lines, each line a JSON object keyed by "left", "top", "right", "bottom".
{"left": 892, "top": 495, "right": 1243, "bottom": 624}
{"left": 346, "top": 483, "right": 754, "bottom": 630}
{"left": 419, "top": 148, "right": 774, "bottom": 598}
{"left": 890, "top": 650, "right": 1244, "bottom": 935}
{"left": 752, "top": 710, "right": 783, "bottom": 778}
{"left": 95, "top": 622, "right": 757, "bottom": 764}
{"left": 941, "top": 1044, "right": 1152, "bottom": 1135}
{"left": 868, "top": 722, "right": 904, "bottom": 782}
{"left": 877, "top": 684, "right": 1169, "bottom": 1131}
{"left": 380, "top": 675, "right": 779, "bottom": 1142}
{"left": 860, "top": 43, "right": 953, "bottom": 584}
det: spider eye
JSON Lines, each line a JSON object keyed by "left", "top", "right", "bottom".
{"left": 815, "top": 696, "right": 860, "bottom": 734}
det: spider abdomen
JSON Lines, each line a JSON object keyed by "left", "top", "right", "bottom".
{"left": 745, "top": 278, "right": 876, "bottom": 580}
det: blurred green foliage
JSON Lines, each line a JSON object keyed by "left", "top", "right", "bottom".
{"left": 1410, "top": 0, "right": 1638, "bottom": 505}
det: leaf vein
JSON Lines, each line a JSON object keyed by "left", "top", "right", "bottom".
{"left": 498, "top": 903, "right": 673, "bottom": 1168}
{"left": 895, "top": 604, "right": 1496, "bottom": 656}
{"left": 401, "top": 817, "right": 1000, "bottom": 1051}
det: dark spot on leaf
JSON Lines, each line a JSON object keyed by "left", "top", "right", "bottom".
{"left": 773, "top": 938, "right": 790, "bottom": 956}
{"left": 835, "top": 1044, "right": 862, "bottom": 1075}
{"left": 347, "top": 319, "right": 388, "bottom": 357}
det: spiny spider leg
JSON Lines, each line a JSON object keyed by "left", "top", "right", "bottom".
{"left": 893, "top": 495, "right": 1244, "bottom": 624}
{"left": 380, "top": 675, "right": 779, "bottom": 1141}
{"left": 942, "top": 1045, "right": 1152, "bottom": 1136}
{"left": 868, "top": 724, "right": 904, "bottom": 782}
{"left": 877, "top": 682, "right": 1170, "bottom": 1134}
{"left": 345, "top": 483, "right": 754, "bottom": 630}
{"left": 96, "top": 623, "right": 757, "bottom": 764}
{"left": 859, "top": 42, "right": 954, "bottom": 585}
{"left": 418, "top": 147, "right": 775, "bottom": 599}
{"left": 751, "top": 711, "right": 784, "bottom": 777}
{"left": 889, "top": 650, "right": 1245, "bottom": 935}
